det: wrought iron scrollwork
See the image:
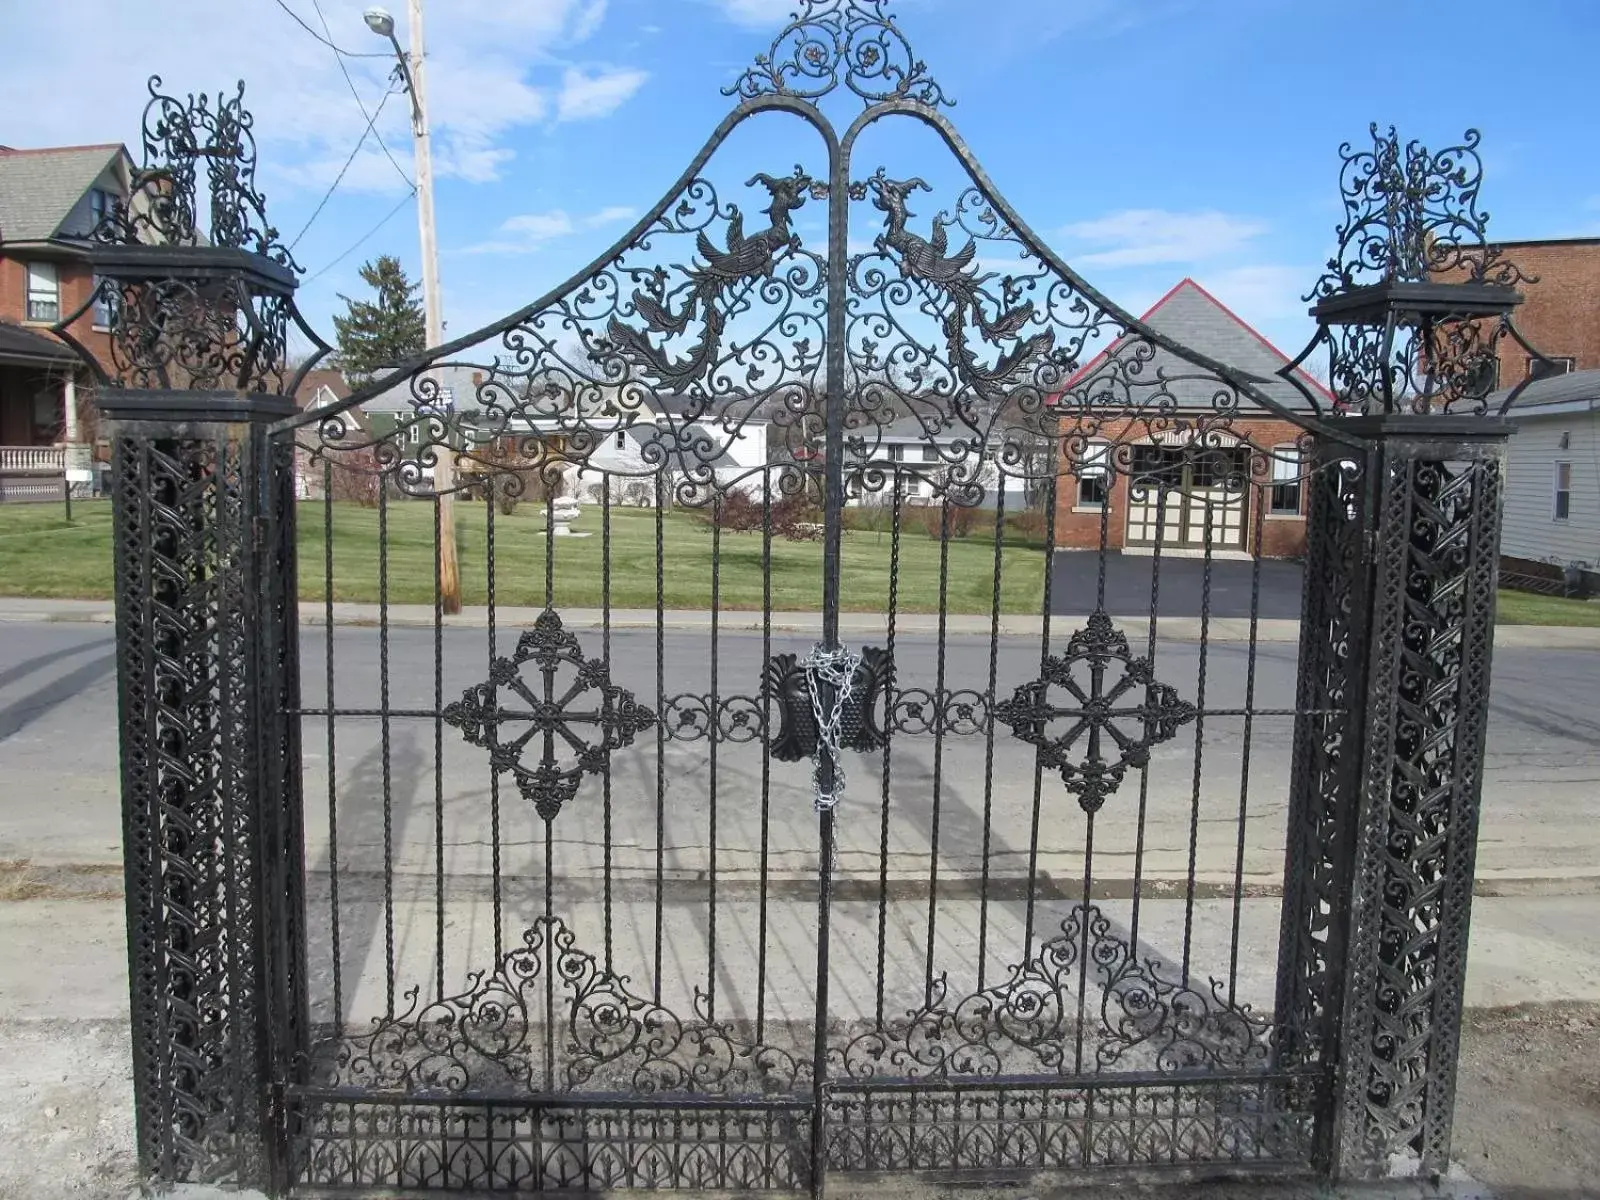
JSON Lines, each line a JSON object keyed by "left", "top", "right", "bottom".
{"left": 444, "top": 609, "right": 655, "bottom": 822}
{"left": 309, "top": 916, "right": 808, "bottom": 1097}
{"left": 830, "top": 903, "right": 1271, "bottom": 1081}
{"left": 725, "top": 0, "right": 953, "bottom": 108}
{"left": 994, "top": 611, "right": 1196, "bottom": 814}
{"left": 766, "top": 646, "right": 892, "bottom": 763}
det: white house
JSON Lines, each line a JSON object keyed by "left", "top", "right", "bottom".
{"left": 844, "top": 413, "right": 1039, "bottom": 510}
{"left": 1499, "top": 368, "right": 1599, "bottom": 591}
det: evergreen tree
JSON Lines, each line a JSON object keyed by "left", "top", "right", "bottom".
{"left": 331, "top": 255, "right": 426, "bottom": 382}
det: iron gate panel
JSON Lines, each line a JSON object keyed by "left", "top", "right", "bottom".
{"left": 272, "top": 3, "right": 1339, "bottom": 1191}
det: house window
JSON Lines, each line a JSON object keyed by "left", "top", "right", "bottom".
{"left": 89, "top": 188, "right": 115, "bottom": 232}
{"left": 93, "top": 275, "right": 117, "bottom": 329}
{"left": 1554, "top": 462, "right": 1572, "bottom": 521}
{"left": 921, "top": 445, "right": 939, "bottom": 463}
{"left": 26, "top": 262, "right": 59, "bottom": 323}
{"left": 1270, "top": 446, "right": 1302, "bottom": 516}
{"left": 1529, "top": 356, "right": 1575, "bottom": 381}
{"left": 615, "top": 430, "right": 626, "bottom": 450}
{"left": 1076, "top": 441, "right": 1109, "bottom": 508}
{"left": 887, "top": 444, "right": 907, "bottom": 463}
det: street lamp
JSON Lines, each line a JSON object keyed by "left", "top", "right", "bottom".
{"left": 365, "top": 1, "right": 460, "bottom": 613}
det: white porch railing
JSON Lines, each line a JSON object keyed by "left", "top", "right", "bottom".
{"left": 0, "top": 446, "right": 67, "bottom": 473}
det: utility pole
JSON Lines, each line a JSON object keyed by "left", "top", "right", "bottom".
{"left": 366, "top": 2, "right": 461, "bottom": 613}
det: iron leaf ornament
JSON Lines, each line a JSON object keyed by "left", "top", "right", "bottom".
{"left": 725, "top": 0, "right": 953, "bottom": 108}
{"left": 995, "top": 612, "right": 1196, "bottom": 814}
{"left": 445, "top": 609, "right": 655, "bottom": 822}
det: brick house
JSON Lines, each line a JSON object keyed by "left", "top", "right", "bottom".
{"left": 0, "top": 142, "right": 135, "bottom": 495}
{"left": 1454, "top": 237, "right": 1600, "bottom": 384}
{"left": 1055, "top": 278, "right": 1332, "bottom": 558}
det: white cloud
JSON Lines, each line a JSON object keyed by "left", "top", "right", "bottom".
{"left": 1061, "top": 209, "right": 1269, "bottom": 269}
{"left": 466, "top": 204, "right": 637, "bottom": 254}
{"left": 1193, "top": 265, "right": 1311, "bottom": 326}
{"left": 711, "top": 0, "right": 804, "bottom": 30}
{"left": 0, "top": 0, "right": 638, "bottom": 197}
{"left": 556, "top": 66, "right": 650, "bottom": 121}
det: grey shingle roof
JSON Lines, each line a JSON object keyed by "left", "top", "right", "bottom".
{"left": 1067, "top": 278, "right": 1330, "bottom": 414}
{"left": 0, "top": 321, "right": 76, "bottom": 367}
{"left": 0, "top": 145, "right": 123, "bottom": 244}
{"left": 1492, "top": 367, "right": 1600, "bottom": 411}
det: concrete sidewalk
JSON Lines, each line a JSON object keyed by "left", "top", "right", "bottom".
{"left": 4, "top": 893, "right": 1599, "bottom": 1198}
{"left": 4, "top": 596, "right": 1600, "bottom": 648}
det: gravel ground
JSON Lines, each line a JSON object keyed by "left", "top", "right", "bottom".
{"left": 2, "top": 1004, "right": 1597, "bottom": 1199}
{"left": 1452, "top": 1002, "right": 1600, "bottom": 1200}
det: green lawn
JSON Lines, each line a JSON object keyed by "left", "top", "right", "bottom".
{"left": 0, "top": 498, "right": 1046, "bottom": 615}
{"left": 1495, "top": 589, "right": 1600, "bottom": 628}
{"left": 5, "top": 498, "right": 1599, "bottom": 625}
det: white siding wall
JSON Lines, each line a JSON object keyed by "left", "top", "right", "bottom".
{"left": 1502, "top": 409, "right": 1600, "bottom": 566}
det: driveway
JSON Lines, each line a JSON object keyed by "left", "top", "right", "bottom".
{"left": 1052, "top": 550, "right": 1306, "bottom": 619}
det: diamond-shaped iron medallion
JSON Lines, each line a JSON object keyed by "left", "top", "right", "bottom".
{"left": 444, "top": 609, "right": 656, "bottom": 822}
{"left": 994, "top": 611, "right": 1195, "bottom": 814}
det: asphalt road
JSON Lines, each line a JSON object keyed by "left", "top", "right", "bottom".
{"left": 4, "top": 617, "right": 1599, "bottom": 1049}
{"left": 3, "top": 618, "right": 1599, "bottom": 887}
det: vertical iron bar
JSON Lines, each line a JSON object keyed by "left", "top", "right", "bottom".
{"left": 487, "top": 494, "right": 503, "bottom": 961}
{"left": 602, "top": 484, "right": 614, "bottom": 972}
{"left": 708, "top": 501, "right": 722, "bottom": 1021}
{"left": 1228, "top": 492, "right": 1267, "bottom": 1003}
{"left": 976, "top": 472, "right": 1005, "bottom": 991}
{"left": 434, "top": 495, "right": 445, "bottom": 1001}
{"left": 1127, "top": 472, "right": 1169, "bottom": 960}
{"left": 654, "top": 478, "right": 666, "bottom": 1005}
{"left": 1180, "top": 503, "right": 1214, "bottom": 986}
{"left": 1022, "top": 475, "right": 1059, "bottom": 955}
{"left": 378, "top": 485, "right": 394, "bottom": 1017}
{"left": 921, "top": 500, "right": 952, "bottom": 1003}
{"left": 874, "top": 478, "right": 903, "bottom": 1027}
{"left": 757, "top": 478, "right": 773, "bottom": 1041}
{"left": 322, "top": 471, "right": 341, "bottom": 1034}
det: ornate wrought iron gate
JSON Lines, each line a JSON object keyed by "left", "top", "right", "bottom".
{"left": 66, "top": 3, "right": 1556, "bottom": 1196}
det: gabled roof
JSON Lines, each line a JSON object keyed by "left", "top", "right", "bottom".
{"left": 0, "top": 143, "right": 127, "bottom": 245}
{"left": 1064, "top": 277, "right": 1332, "bottom": 413}
{"left": 0, "top": 320, "right": 77, "bottom": 368}
{"left": 0, "top": 144, "right": 128, "bottom": 244}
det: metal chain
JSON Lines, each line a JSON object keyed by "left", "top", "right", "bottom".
{"left": 802, "top": 644, "right": 862, "bottom": 815}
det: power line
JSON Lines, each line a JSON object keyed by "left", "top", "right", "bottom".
{"left": 310, "top": 0, "right": 416, "bottom": 192}
{"left": 271, "top": 0, "right": 392, "bottom": 57}
{"left": 306, "top": 188, "right": 418, "bottom": 282}
{"left": 288, "top": 85, "right": 400, "bottom": 250}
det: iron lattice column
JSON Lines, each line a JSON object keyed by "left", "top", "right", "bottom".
{"left": 105, "top": 392, "right": 308, "bottom": 1190}
{"left": 1280, "top": 416, "right": 1511, "bottom": 1178}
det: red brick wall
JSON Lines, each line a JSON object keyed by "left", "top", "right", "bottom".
{"left": 1437, "top": 240, "right": 1600, "bottom": 382}
{"left": 1054, "top": 415, "right": 1310, "bottom": 559}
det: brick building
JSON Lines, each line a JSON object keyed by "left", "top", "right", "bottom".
{"left": 1055, "top": 278, "right": 1331, "bottom": 558}
{"left": 1468, "top": 237, "right": 1600, "bottom": 383}
{"left": 0, "top": 142, "right": 134, "bottom": 494}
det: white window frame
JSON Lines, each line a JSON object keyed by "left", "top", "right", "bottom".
{"left": 1553, "top": 461, "right": 1573, "bottom": 522}
{"left": 26, "top": 261, "right": 59, "bottom": 323}
{"left": 1075, "top": 441, "right": 1110, "bottom": 510}
{"left": 92, "top": 274, "right": 117, "bottom": 330}
{"left": 1268, "top": 445, "right": 1303, "bottom": 517}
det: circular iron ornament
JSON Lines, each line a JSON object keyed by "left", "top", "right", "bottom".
{"left": 444, "top": 609, "right": 656, "bottom": 822}
{"left": 993, "top": 611, "right": 1197, "bottom": 814}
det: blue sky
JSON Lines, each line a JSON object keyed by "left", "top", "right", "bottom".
{"left": 6, "top": 0, "right": 1600, "bottom": 363}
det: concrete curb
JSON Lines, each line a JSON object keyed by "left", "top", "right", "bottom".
{"left": 5, "top": 597, "right": 1600, "bottom": 648}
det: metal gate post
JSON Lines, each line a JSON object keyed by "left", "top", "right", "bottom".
{"left": 1322, "top": 417, "right": 1511, "bottom": 1178}
{"left": 101, "top": 397, "right": 307, "bottom": 1190}
{"left": 44, "top": 77, "right": 318, "bottom": 1193}
{"left": 1271, "top": 123, "right": 1542, "bottom": 1181}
